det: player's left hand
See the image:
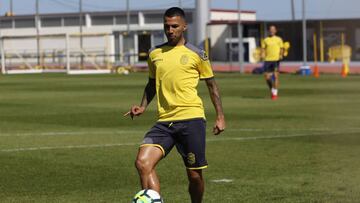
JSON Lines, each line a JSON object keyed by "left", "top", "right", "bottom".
{"left": 213, "top": 116, "right": 225, "bottom": 135}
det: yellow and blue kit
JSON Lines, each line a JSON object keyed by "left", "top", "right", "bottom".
{"left": 142, "top": 42, "right": 214, "bottom": 169}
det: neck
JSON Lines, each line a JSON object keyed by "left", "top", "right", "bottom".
{"left": 168, "top": 37, "right": 186, "bottom": 47}
{"left": 177, "top": 37, "right": 186, "bottom": 46}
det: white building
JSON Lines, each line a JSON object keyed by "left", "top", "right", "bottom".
{"left": 0, "top": 8, "right": 256, "bottom": 73}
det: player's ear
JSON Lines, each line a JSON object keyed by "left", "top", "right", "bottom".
{"left": 183, "top": 22, "right": 187, "bottom": 31}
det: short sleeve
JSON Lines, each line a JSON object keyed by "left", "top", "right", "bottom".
{"left": 198, "top": 55, "right": 214, "bottom": 79}
{"left": 147, "top": 57, "right": 155, "bottom": 79}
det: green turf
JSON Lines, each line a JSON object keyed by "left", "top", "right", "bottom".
{"left": 0, "top": 73, "right": 360, "bottom": 202}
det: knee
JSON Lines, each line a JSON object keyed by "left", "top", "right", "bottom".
{"left": 187, "top": 170, "right": 203, "bottom": 183}
{"left": 135, "top": 157, "right": 152, "bottom": 174}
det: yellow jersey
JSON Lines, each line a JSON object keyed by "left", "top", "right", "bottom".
{"left": 262, "top": 36, "right": 284, "bottom": 61}
{"left": 147, "top": 43, "right": 214, "bottom": 122}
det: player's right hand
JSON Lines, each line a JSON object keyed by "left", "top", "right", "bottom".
{"left": 123, "top": 105, "right": 145, "bottom": 120}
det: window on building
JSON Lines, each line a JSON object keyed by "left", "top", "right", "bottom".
{"left": 92, "top": 16, "right": 114, "bottom": 26}
{"left": 14, "top": 18, "right": 35, "bottom": 28}
{"left": 115, "top": 14, "right": 138, "bottom": 25}
{"left": 64, "top": 17, "right": 85, "bottom": 26}
{"left": 41, "top": 17, "right": 62, "bottom": 27}
{"left": 0, "top": 19, "right": 13, "bottom": 28}
{"left": 144, "top": 14, "right": 163, "bottom": 24}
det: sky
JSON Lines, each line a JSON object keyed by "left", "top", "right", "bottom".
{"left": 0, "top": 0, "right": 360, "bottom": 20}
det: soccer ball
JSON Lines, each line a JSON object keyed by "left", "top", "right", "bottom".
{"left": 132, "top": 189, "right": 163, "bottom": 203}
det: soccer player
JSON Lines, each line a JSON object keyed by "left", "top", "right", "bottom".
{"left": 261, "top": 25, "right": 284, "bottom": 100}
{"left": 124, "top": 7, "right": 225, "bottom": 203}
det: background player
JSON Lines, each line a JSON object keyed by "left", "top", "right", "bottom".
{"left": 124, "top": 7, "right": 225, "bottom": 203}
{"left": 261, "top": 25, "right": 284, "bottom": 100}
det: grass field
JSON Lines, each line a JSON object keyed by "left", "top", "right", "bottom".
{"left": 0, "top": 73, "right": 360, "bottom": 202}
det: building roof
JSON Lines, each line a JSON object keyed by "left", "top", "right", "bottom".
{"left": 0, "top": 8, "right": 195, "bottom": 20}
{"left": 212, "top": 0, "right": 360, "bottom": 21}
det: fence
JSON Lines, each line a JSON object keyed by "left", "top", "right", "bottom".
{"left": 0, "top": 33, "right": 147, "bottom": 75}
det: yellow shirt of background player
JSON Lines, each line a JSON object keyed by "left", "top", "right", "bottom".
{"left": 262, "top": 36, "right": 284, "bottom": 61}
{"left": 148, "top": 43, "right": 214, "bottom": 122}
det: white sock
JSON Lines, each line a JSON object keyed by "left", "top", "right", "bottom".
{"left": 271, "top": 88, "right": 278, "bottom": 96}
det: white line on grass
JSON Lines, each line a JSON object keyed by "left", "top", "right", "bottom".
{"left": 0, "top": 130, "right": 144, "bottom": 137}
{"left": 2, "top": 127, "right": 360, "bottom": 137}
{"left": 1, "top": 130, "right": 359, "bottom": 153}
{"left": 210, "top": 179, "right": 234, "bottom": 183}
{"left": 226, "top": 127, "right": 360, "bottom": 132}
{"left": 0, "top": 143, "right": 138, "bottom": 152}
{"left": 207, "top": 130, "right": 360, "bottom": 142}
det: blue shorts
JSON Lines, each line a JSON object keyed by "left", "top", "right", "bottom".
{"left": 140, "top": 118, "right": 207, "bottom": 170}
{"left": 264, "top": 61, "right": 280, "bottom": 72}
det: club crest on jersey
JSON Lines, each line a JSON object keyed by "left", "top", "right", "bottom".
{"left": 187, "top": 153, "right": 196, "bottom": 165}
{"left": 180, "top": 54, "right": 189, "bottom": 65}
{"left": 200, "top": 50, "right": 208, "bottom": 61}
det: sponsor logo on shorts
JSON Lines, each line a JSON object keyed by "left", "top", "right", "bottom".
{"left": 187, "top": 152, "right": 196, "bottom": 165}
